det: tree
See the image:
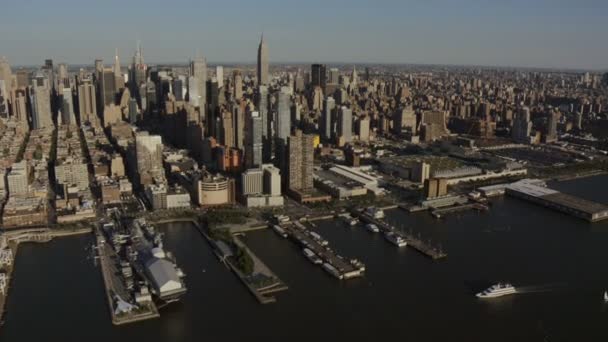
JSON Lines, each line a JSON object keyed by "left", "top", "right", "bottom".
{"left": 234, "top": 247, "right": 254, "bottom": 275}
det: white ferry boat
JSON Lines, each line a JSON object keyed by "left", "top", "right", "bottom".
{"left": 365, "top": 207, "right": 385, "bottom": 219}
{"left": 476, "top": 283, "right": 517, "bottom": 298}
{"left": 384, "top": 231, "right": 407, "bottom": 247}
{"left": 322, "top": 263, "right": 344, "bottom": 280}
{"left": 365, "top": 223, "right": 380, "bottom": 233}
{"left": 303, "top": 248, "right": 322, "bottom": 265}
{"left": 272, "top": 225, "right": 288, "bottom": 238}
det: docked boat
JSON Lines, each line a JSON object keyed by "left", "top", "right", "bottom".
{"left": 476, "top": 283, "right": 517, "bottom": 298}
{"left": 272, "top": 225, "right": 288, "bottom": 238}
{"left": 365, "top": 223, "right": 380, "bottom": 233}
{"left": 604, "top": 291, "right": 608, "bottom": 303}
{"left": 384, "top": 231, "right": 407, "bottom": 247}
{"left": 322, "top": 263, "right": 343, "bottom": 280}
{"left": 365, "top": 207, "right": 385, "bottom": 219}
{"left": 303, "top": 248, "right": 322, "bottom": 265}
{"left": 350, "top": 259, "right": 366, "bottom": 272}
{"left": 340, "top": 214, "right": 359, "bottom": 226}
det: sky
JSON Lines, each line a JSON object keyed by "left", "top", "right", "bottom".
{"left": 1, "top": 0, "right": 607, "bottom": 70}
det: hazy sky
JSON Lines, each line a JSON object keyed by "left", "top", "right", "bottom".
{"left": 1, "top": 0, "right": 607, "bottom": 70}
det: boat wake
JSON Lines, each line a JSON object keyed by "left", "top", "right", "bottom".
{"left": 516, "top": 283, "right": 567, "bottom": 294}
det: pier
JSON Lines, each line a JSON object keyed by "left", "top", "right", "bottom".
{"left": 279, "top": 220, "right": 365, "bottom": 280}
{"left": 94, "top": 229, "right": 160, "bottom": 325}
{"left": 431, "top": 203, "right": 489, "bottom": 219}
{"left": 354, "top": 211, "right": 447, "bottom": 260}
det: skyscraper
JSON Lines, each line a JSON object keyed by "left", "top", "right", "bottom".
{"left": 337, "top": 106, "right": 353, "bottom": 145}
{"left": 287, "top": 130, "right": 314, "bottom": 192}
{"left": 216, "top": 65, "right": 224, "bottom": 88}
{"left": 233, "top": 70, "right": 243, "bottom": 100}
{"left": 31, "top": 82, "right": 52, "bottom": 129}
{"left": 311, "top": 64, "right": 326, "bottom": 90}
{"left": 329, "top": 68, "right": 339, "bottom": 85}
{"left": 61, "top": 87, "right": 76, "bottom": 125}
{"left": 102, "top": 69, "right": 116, "bottom": 106}
{"left": 190, "top": 54, "right": 207, "bottom": 113}
{"left": 0, "top": 57, "right": 13, "bottom": 96}
{"left": 135, "top": 132, "right": 164, "bottom": 185}
{"left": 276, "top": 87, "right": 291, "bottom": 141}
{"left": 78, "top": 80, "right": 97, "bottom": 123}
{"left": 512, "top": 106, "right": 533, "bottom": 144}
{"left": 545, "top": 109, "right": 559, "bottom": 143}
{"left": 322, "top": 96, "right": 335, "bottom": 141}
{"left": 114, "top": 49, "right": 124, "bottom": 90}
{"left": 257, "top": 34, "right": 269, "bottom": 85}
{"left": 245, "top": 111, "right": 263, "bottom": 169}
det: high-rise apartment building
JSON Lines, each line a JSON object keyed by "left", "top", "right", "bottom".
{"left": 287, "top": 130, "right": 314, "bottom": 192}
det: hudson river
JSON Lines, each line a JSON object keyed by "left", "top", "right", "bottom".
{"left": 1, "top": 176, "right": 607, "bottom": 341}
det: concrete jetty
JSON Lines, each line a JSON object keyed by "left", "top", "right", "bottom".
{"left": 354, "top": 211, "right": 447, "bottom": 260}
{"left": 280, "top": 220, "right": 365, "bottom": 280}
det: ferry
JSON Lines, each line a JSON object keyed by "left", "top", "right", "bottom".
{"left": 272, "top": 225, "right": 288, "bottom": 238}
{"left": 322, "top": 263, "right": 344, "bottom": 280}
{"left": 476, "top": 283, "right": 517, "bottom": 298}
{"left": 303, "top": 248, "right": 322, "bottom": 265}
{"left": 365, "top": 223, "right": 380, "bottom": 233}
{"left": 384, "top": 231, "right": 407, "bottom": 247}
{"left": 365, "top": 207, "right": 385, "bottom": 219}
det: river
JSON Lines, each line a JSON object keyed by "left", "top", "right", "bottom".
{"left": 1, "top": 175, "right": 607, "bottom": 341}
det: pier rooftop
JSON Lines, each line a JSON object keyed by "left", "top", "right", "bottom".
{"left": 506, "top": 179, "right": 608, "bottom": 222}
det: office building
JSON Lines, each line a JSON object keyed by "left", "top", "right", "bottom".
{"left": 276, "top": 87, "right": 291, "bottom": 141}
{"left": 257, "top": 34, "right": 269, "bottom": 85}
{"left": 61, "top": 87, "right": 76, "bottom": 125}
{"left": 311, "top": 64, "right": 326, "bottom": 90}
{"left": 337, "top": 106, "right": 352, "bottom": 146}
{"left": 78, "top": 80, "right": 97, "bottom": 123}
{"left": 245, "top": 111, "right": 263, "bottom": 169}
{"left": 321, "top": 97, "right": 335, "bottom": 141}
{"left": 31, "top": 83, "right": 52, "bottom": 129}
{"left": 512, "top": 107, "right": 533, "bottom": 144}
{"left": 190, "top": 55, "right": 207, "bottom": 111}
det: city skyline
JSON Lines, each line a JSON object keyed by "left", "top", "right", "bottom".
{"left": 1, "top": 0, "right": 607, "bottom": 70}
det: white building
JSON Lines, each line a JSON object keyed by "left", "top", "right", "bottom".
{"left": 241, "top": 164, "right": 283, "bottom": 207}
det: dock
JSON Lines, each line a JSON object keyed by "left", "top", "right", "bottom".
{"left": 354, "top": 211, "right": 447, "bottom": 260}
{"left": 280, "top": 220, "right": 365, "bottom": 280}
{"left": 431, "top": 203, "right": 489, "bottom": 219}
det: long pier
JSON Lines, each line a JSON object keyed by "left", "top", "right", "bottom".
{"left": 354, "top": 211, "right": 447, "bottom": 260}
{"left": 279, "top": 220, "right": 365, "bottom": 280}
{"left": 94, "top": 229, "right": 159, "bottom": 325}
{"left": 431, "top": 203, "right": 489, "bottom": 219}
